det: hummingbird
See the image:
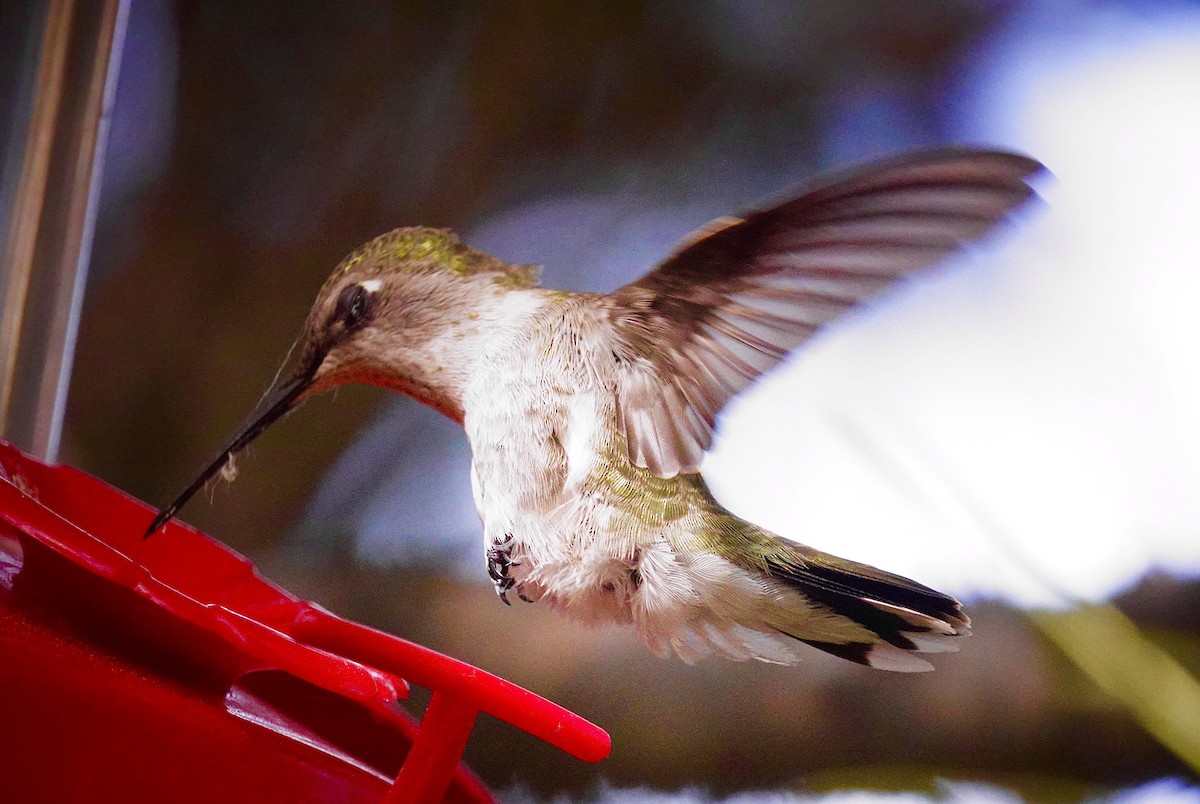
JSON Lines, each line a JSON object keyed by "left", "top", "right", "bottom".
{"left": 146, "top": 148, "right": 1043, "bottom": 672}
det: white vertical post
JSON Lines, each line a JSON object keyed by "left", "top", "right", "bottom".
{"left": 0, "top": 0, "right": 129, "bottom": 461}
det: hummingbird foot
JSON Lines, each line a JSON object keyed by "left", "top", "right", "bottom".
{"left": 487, "top": 538, "right": 523, "bottom": 606}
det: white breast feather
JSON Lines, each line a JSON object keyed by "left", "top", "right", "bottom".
{"left": 562, "top": 391, "right": 600, "bottom": 490}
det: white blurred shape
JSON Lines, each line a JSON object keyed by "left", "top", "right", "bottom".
{"left": 506, "top": 778, "right": 1196, "bottom": 802}
{"left": 706, "top": 6, "right": 1200, "bottom": 606}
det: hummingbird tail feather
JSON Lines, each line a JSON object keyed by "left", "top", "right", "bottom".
{"left": 628, "top": 541, "right": 966, "bottom": 670}
{"left": 763, "top": 545, "right": 970, "bottom": 672}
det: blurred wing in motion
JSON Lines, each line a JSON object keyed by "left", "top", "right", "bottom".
{"left": 606, "top": 148, "right": 1045, "bottom": 477}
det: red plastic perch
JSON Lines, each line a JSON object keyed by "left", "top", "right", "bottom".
{"left": 0, "top": 440, "right": 610, "bottom": 802}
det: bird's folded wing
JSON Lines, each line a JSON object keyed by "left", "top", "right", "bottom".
{"left": 604, "top": 147, "right": 1045, "bottom": 478}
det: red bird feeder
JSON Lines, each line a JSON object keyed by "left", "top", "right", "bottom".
{"left": 0, "top": 440, "right": 610, "bottom": 802}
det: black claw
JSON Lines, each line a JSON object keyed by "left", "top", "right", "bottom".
{"left": 493, "top": 574, "right": 516, "bottom": 605}
{"left": 487, "top": 539, "right": 518, "bottom": 605}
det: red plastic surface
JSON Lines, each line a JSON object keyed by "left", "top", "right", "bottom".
{"left": 0, "top": 441, "right": 610, "bottom": 802}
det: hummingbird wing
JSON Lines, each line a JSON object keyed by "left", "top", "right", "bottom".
{"left": 606, "top": 147, "right": 1045, "bottom": 477}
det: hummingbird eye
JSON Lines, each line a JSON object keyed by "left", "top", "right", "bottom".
{"left": 332, "top": 283, "right": 374, "bottom": 332}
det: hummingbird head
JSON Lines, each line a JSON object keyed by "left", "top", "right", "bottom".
{"left": 144, "top": 226, "right": 540, "bottom": 537}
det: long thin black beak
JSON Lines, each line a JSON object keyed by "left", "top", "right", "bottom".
{"left": 143, "top": 362, "right": 318, "bottom": 539}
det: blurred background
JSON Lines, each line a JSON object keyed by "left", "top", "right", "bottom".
{"left": 7, "top": 0, "right": 1200, "bottom": 800}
